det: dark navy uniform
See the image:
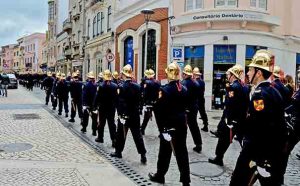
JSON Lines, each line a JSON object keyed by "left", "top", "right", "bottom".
{"left": 51, "top": 78, "right": 59, "bottom": 110}
{"left": 230, "top": 81, "right": 287, "bottom": 186}
{"left": 181, "top": 77, "right": 202, "bottom": 151}
{"left": 113, "top": 80, "right": 146, "bottom": 157}
{"left": 94, "top": 80, "right": 118, "bottom": 143}
{"left": 42, "top": 76, "right": 54, "bottom": 105}
{"left": 82, "top": 80, "right": 97, "bottom": 134}
{"left": 152, "top": 80, "right": 190, "bottom": 185}
{"left": 69, "top": 79, "right": 83, "bottom": 122}
{"left": 140, "top": 78, "right": 161, "bottom": 135}
{"left": 195, "top": 77, "right": 209, "bottom": 127}
{"left": 272, "top": 78, "right": 291, "bottom": 108}
{"left": 209, "top": 80, "right": 249, "bottom": 166}
{"left": 56, "top": 79, "right": 69, "bottom": 116}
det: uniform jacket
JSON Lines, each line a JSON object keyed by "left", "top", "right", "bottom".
{"left": 42, "top": 76, "right": 54, "bottom": 91}
{"left": 272, "top": 78, "right": 291, "bottom": 108}
{"left": 142, "top": 78, "right": 161, "bottom": 105}
{"left": 82, "top": 80, "right": 97, "bottom": 107}
{"left": 69, "top": 80, "right": 83, "bottom": 101}
{"left": 94, "top": 80, "right": 118, "bottom": 111}
{"left": 56, "top": 80, "right": 69, "bottom": 98}
{"left": 181, "top": 77, "right": 199, "bottom": 111}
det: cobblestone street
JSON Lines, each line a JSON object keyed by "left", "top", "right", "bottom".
{"left": 0, "top": 87, "right": 135, "bottom": 186}
{"left": 1, "top": 87, "right": 300, "bottom": 186}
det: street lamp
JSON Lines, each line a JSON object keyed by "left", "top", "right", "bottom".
{"left": 141, "top": 9, "right": 154, "bottom": 74}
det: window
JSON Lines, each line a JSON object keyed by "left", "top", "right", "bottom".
{"left": 142, "top": 29, "right": 157, "bottom": 77}
{"left": 101, "top": 12, "right": 104, "bottom": 34}
{"left": 107, "top": 6, "right": 112, "bottom": 31}
{"left": 87, "top": 19, "right": 90, "bottom": 39}
{"left": 185, "top": 0, "right": 203, "bottom": 11}
{"left": 97, "top": 12, "right": 100, "bottom": 35}
{"left": 78, "top": 31, "right": 81, "bottom": 42}
{"left": 93, "top": 16, "right": 96, "bottom": 37}
{"left": 215, "top": 0, "right": 237, "bottom": 7}
{"left": 250, "top": 0, "right": 267, "bottom": 10}
{"left": 124, "top": 36, "right": 134, "bottom": 68}
{"left": 48, "top": 2, "right": 54, "bottom": 20}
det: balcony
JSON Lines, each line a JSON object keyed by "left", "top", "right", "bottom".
{"left": 86, "top": 0, "right": 104, "bottom": 10}
{"left": 64, "top": 48, "right": 72, "bottom": 59}
{"left": 63, "top": 19, "right": 72, "bottom": 32}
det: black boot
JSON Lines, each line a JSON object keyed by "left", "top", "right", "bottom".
{"left": 92, "top": 131, "right": 97, "bottom": 136}
{"left": 141, "top": 154, "right": 147, "bottom": 164}
{"left": 95, "top": 138, "right": 103, "bottom": 143}
{"left": 201, "top": 125, "right": 208, "bottom": 132}
{"left": 65, "top": 113, "right": 68, "bottom": 118}
{"left": 112, "top": 140, "right": 116, "bottom": 148}
{"left": 208, "top": 157, "right": 224, "bottom": 166}
{"left": 210, "top": 130, "right": 219, "bottom": 137}
{"left": 140, "top": 128, "right": 145, "bottom": 135}
{"left": 193, "top": 145, "right": 202, "bottom": 153}
{"left": 110, "top": 152, "right": 122, "bottom": 158}
{"left": 69, "top": 118, "right": 75, "bottom": 123}
{"left": 81, "top": 127, "right": 86, "bottom": 133}
{"left": 148, "top": 173, "right": 165, "bottom": 184}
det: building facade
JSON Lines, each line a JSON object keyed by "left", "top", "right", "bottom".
{"left": 172, "top": 0, "right": 300, "bottom": 109}
{"left": 1, "top": 44, "right": 17, "bottom": 73}
{"left": 12, "top": 45, "right": 21, "bottom": 73}
{"left": 114, "top": 0, "right": 170, "bottom": 81}
{"left": 84, "top": 0, "right": 115, "bottom": 79}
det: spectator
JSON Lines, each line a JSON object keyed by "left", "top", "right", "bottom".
{"left": 1, "top": 72, "right": 10, "bottom": 97}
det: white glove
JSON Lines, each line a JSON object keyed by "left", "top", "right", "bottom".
{"left": 92, "top": 110, "right": 98, "bottom": 114}
{"left": 83, "top": 106, "right": 87, "bottom": 110}
{"left": 162, "top": 133, "right": 172, "bottom": 142}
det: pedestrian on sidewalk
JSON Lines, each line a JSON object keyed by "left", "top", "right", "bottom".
{"left": 1, "top": 72, "right": 10, "bottom": 97}
{"left": 149, "top": 62, "right": 190, "bottom": 186}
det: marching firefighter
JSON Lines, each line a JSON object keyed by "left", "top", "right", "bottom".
{"left": 272, "top": 66, "right": 291, "bottom": 108}
{"left": 94, "top": 70, "right": 118, "bottom": 146}
{"left": 208, "top": 64, "right": 249, "bottom": 166}
{"left": 230, "top": 50, "right": 287, "bottom": 186}
{"left": 110, "top": 64, "right": 147, "bottom": 164}
{"left": 42, "top": 72, "right": 54, "bottom": 105}
{"left": 181, "top": 64, "right": 202, "bottom": 153}
{"left": 112, "top": 71, "right": 121, "bottom": 85}
{"left": 56, "top": 73, "right": 69, "bottom": 117}
{"left": 69, "top": 72, "right": 83, "bottom": 123}
{"left": 82, "top": 71, "right": 97, "bottom": 135}
{"left": 51, "top": 72, "right": 60, "bottom": 110}
{"left": 193, "top": 67, "right": 209, "bottom": 132}
{"left": 149, "top": 62, "right": 190, "bottom": 186}
{"left": 140, "top": 69, "right": 161, "bottom": 135}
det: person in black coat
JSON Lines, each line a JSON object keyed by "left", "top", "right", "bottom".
{"left": 56, "top": 73, "right": 69, "bottom": 117}
{"left": 140, "top": 69, "right": 161, "bottom": 135}
{"left": 181, "top": 64, "right": 202, "bottom": 153}
{"left": 82, "top": 71, "right": 97, "bottom": 135}
{"left": 94, "top": 70, "right": 118, "bottom": 146}
{"left": 230, "top": 50, "right": 287, "bottom": 186}
{"left": 42, "top": 72, "right": 55, "bottom": 105}
{"left": 209, "top": 65, "right": 249, "bottom": 166}
{"left": 69, "top": 72, "right": 83, "bottom": 123}
{"left": 149, "top": 62, "right": 190, "bottom": 186}
{"left": 110, "top": 64, "right": 147, "bottom": 164}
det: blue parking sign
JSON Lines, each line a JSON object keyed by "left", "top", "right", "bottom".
{"left": 173, "top": 48, "right": 182, "bottom": 59}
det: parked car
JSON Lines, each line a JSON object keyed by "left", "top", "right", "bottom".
{"left": 7, "top": 74, "right": 18, "bottom": 89}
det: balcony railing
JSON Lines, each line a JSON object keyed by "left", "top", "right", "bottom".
{"left": 63, "top": 18, "right": 72, "bottom": 32}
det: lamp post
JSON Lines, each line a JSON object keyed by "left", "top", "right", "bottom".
{"left": 141, "top": 9, "right": 154, "bottom": 74}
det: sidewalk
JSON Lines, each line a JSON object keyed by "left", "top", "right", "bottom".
{"left": 0, "top": 87, "right": 135, "bottom": 186}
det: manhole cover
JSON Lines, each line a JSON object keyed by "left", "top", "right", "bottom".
{"left": 212, "top": 116, "right": 221, "bottom": 120}
{"left": 13, "top": 114, "right": 41, "bottom": 120}
{"left": 0, "top": 143, "right": 33, "bottom": 153}
{"left": 190, "top": 161, "right": 224, "bottom": 177}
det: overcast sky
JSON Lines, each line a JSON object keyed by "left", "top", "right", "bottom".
{"left": 0, "top": 0, "right": 48, "bottom": 46}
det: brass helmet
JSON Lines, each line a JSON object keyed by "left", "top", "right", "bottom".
{"left": 112, "top": 71, "right": 119, "bottom": 79}
{"left": 72, "top": 72, "right": 78, "bottom": 78}
{"left": 145, "top": 69, "right": 155, "bottom": 78}
{"left": 103, "top": 69, "right": 112, "bottom": 81}
{"left": 86, "top": 71, "right": 95, "bottom": 79}
{"left": 248, "top": 49, "right": 274, "bottom": 72}
{"left": 183, "top": 64, "right": 193, "bottom": 76}
{"left": 60, "top": 73, "right": 66, "bottom": 80}
{"left": 56, "top": 72, "right": 61, "bottom": 78}
{"left": 76, "top": 70, "right": 80, "bottom": 75}
{"left": 122, "top": 64, "right": 133, "bottom": 78}
{"left": 193, "top": 67, "right": 201, "bottom": 76}
{"left": 47, "top": 72, "right": 52, "bottom": 77}
{"left": 273, "top": 65, "right": 283, "bottom": 78}
{"left": 98, "top": 72, "right": 103, "bottom": 79}
{"left": 165, "top": 61, "right": 180, "bottom": 81}
{"left": 227, "top": 64, "right": 244, "bottom": 80}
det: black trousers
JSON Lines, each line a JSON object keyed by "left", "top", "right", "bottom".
{"left": 186, "top": 109, "right": 202, "bottom": 146}
{"left": 51, "top": 95, "right": 57, "bottom": 109}
{"left": 230, "top": 144, "right": 283, "bottom": 186}
{"left": 215, "top": 120, "right": 237, "bottom": 159}
{"left": 141, "top": 107, "right": 153, "bottom": 131}
{"left": 45, "top": 89, "right": 51, "bottom": 104}
{"left": 82, "top": 108, "right": 97, "bottom": 132}
{"left": 98, "top": 109, "right": 116, "bottom": 141}
{"left": 198, "top": 98, "right": 208, "bottom": 125}
{"left": 70, "top": 99, "right": 83, "bottom": 119}
{"left": 58, "top": 96, "right": 69, "bottom": 114}
{"left": 156, "top": 128, "right": 190, "bottom": 184}
{"left": 115, "top": 115, "right": 146, "bottom": 155}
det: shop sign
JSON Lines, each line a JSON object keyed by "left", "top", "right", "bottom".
{"left": 72, "top": 61, "right": 82, "bottom": 67}
{"left": 184, "top": 46, "right": 204, "bottom": 58}
{"left": 297, "top": 53, "right": 300, "bottom": 64}
{"left": 172, "top": 45, "right": 184, "bottom": 62}
{"left": 214, "top": 45, "right": 236, "bottom": 64}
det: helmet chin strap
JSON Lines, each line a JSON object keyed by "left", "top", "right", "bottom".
{"left": 250, "top": 68, "right": 258, "bottom": 85}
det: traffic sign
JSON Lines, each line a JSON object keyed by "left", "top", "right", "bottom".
{"left": 172, "top": 45, "right": 184, "bottom": 62}
{"left": 106, "top": 53, "right": 115, "bottom": 62}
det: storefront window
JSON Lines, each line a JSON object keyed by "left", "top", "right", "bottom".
{"left": 142, "top": 29, "right": 157, "bottom": 77}
{"left": 184, "top": 46, "right": 204, "bottom": 77}
{"left": 96, "top": 53, "right": 103, "bottom": 77}
{"left": 124, "top": 36, "right": 134, "bottom": 68}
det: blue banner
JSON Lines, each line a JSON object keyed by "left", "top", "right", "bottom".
{"left": 213, "top": 45, "right": 236, "bottom": 64}
{"left": 124, "top": 37, "right": 134, "bottom": 68}
{"left": 246, "top": 45, "right": 267, "bottom": 59}
{"left": 297, "top": 53, "right": 300, "bottom": 64}
{"left": 184, "top": 46, "right": 204, "bottom": 58}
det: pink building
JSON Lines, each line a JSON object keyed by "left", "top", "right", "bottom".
{"left": 1, "top": 44, "right": 17, "bottom": 72}
{"left": 22, "top": 33, "right": 46, "bottom": 72}
{"left": 171, "top": 0, "right": 300, "bottom": 109}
